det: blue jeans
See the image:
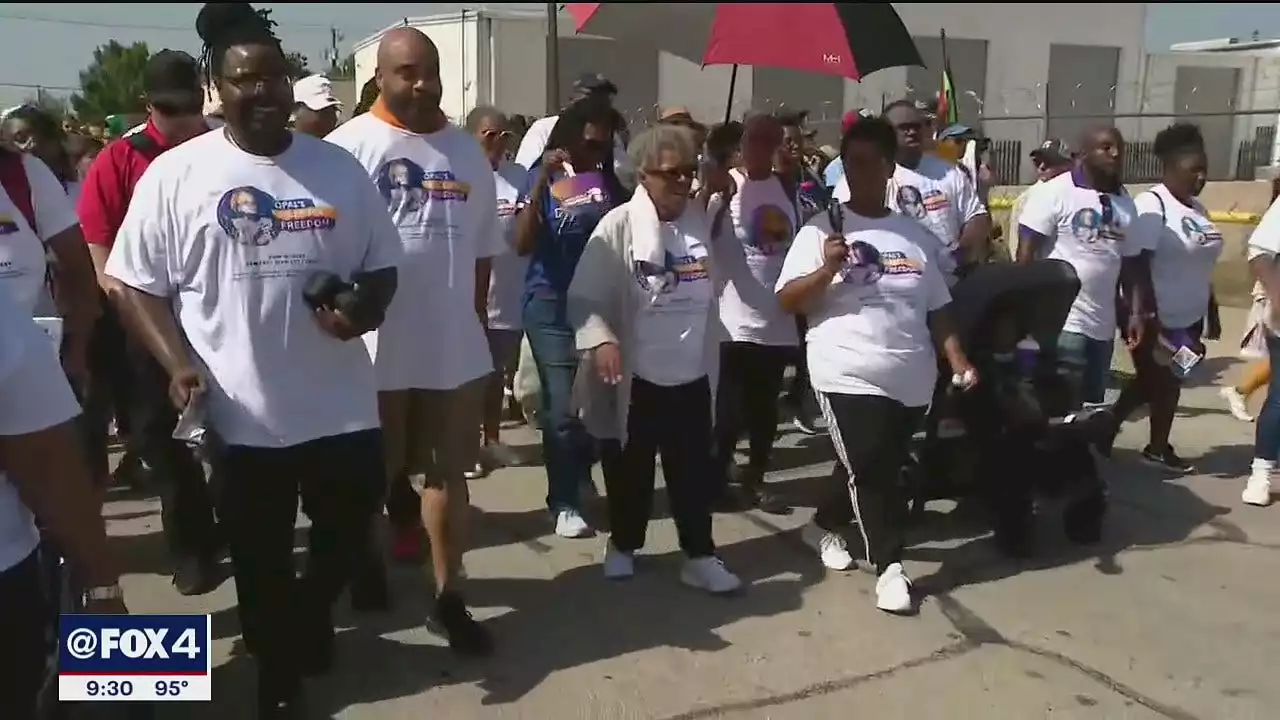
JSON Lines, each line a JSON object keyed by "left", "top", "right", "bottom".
{"left": 1057, "top": 331, "right": 1114, "bottom": 405}
{"left": 1255, "top": 334, "right": 1280, "bottom": 461}
{"left": 523, "top": 291, "right": 595, "bottom": 512}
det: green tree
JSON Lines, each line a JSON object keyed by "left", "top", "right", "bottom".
{"left": 284, "top": 51, "right": 311, "bottom": 80}
{"left": 71, "top": 40, "right": 150, "bottom": 124}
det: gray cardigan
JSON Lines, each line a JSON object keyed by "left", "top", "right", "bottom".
{"left": 566, "top": 200, "right": 724, "bottom": 444}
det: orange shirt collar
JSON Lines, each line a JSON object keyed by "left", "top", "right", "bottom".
{"left": 370, "top": 98, "right": 409, "bottom": 130}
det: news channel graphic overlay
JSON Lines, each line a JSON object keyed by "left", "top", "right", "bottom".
{"left": 58, "top": 614, "right": 212, "bottom": 702}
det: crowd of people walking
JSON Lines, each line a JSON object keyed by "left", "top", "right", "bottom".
{"left": 0, "top": 2, "right": 1274, "bottom": 717}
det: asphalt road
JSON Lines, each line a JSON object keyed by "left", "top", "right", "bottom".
{"left": 103, "top": 308, "right": 1275, "bottom": 719}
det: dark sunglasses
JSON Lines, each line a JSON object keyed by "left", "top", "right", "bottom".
{"left": 1098, "top": 193, "right": 1114, "bottom": 226}
{"left": 645, "top": 164, "right": 698, "bottom": 182}
{"left": 478, "top": 128, "right": 511, "bottom": 140}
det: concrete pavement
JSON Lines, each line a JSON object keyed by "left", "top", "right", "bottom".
{"left": 104, "top": 309, "right": 1276, "bottom": 719}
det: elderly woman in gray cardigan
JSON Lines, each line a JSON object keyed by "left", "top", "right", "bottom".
{"left": 567, "top": 124, "right": 742, "bottom": 594}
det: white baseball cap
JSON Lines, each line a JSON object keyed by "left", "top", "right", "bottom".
{"left": 293, "top": 74, "right": 342, "bottom": 112}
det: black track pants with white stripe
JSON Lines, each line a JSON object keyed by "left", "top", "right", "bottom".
{"left": 813, "top": 392, "right": 924, "bottom": 574}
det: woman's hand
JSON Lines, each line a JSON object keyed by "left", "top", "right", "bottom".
{"left": 1124, "top": 313, "right": 1148, "bottom": 350}
{"left": 949, "top": 356, "right": 980, "bottom": 391}
{"left": 541, "top": 149, "right": 570, "bottom": 178}
{"left": 593, "top": 342, "right": 623, "bottom": 385}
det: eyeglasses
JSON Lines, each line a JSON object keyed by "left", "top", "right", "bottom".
{"left": 479, "top": 129, "right": 511, "bottom": 140}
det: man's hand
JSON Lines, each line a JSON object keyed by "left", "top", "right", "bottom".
{"left": 822, "top": 235, "right": 849, "bottom": 274}
{"left": 314, "top": 308, "right": 362, "bottom": 341}
{"left": 593, "top": 343, "right": 623, "bottom": 385}
{"left": 168, "top": 366, "right": 206, "bottom": 410}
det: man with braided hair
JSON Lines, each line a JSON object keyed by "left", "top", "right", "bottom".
{"left": 104, "top": 3, "right": 403, "bottom": 713}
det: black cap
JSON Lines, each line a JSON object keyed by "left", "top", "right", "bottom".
{"left": 572, "top": 72, "right": 618, "bottom": 97}
{"left": 144, "top": 50, "right": 203, "bottom": 112}
{"left": 1030, "top": 138, "right": 1072, "bottom": 165}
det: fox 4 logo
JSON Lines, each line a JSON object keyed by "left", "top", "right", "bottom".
{"left": 98, "top": 627, "right": 200, "bottom": 660}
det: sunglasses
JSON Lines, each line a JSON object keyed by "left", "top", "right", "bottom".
{"left": 479, "top": 129, "right": 511, "bottom": 140}
{"left": 645, "top": 164, "right": 698, "bottom": 182}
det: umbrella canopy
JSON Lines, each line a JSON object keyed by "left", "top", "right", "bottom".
{"left": 566, "top": 2, "right": 923, "bottom": 81}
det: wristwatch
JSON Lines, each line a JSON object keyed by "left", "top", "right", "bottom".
{"left": 84, "top": 584, "right": 124, "bottom": 602}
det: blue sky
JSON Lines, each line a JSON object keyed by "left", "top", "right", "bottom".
{"left": 1, "top": 3, "right": 1278, "bottom": 106}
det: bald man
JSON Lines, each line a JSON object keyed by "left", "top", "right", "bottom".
{"left": 327, "top": 27, "right": 501, "bottom": 657}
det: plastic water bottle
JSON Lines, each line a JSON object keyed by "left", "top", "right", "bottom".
{"left": 1015, "top": 335, "right": 1040, "bottom": 376}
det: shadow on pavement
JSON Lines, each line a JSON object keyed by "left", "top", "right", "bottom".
{"left": 191, "top": 531, "right": 819, "bottom": 716}
{"left": 909, "top": 451, "right": 1234, "bottom": 598}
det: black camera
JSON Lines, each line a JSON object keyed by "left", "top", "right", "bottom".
{"left": 302, "top": 272, "right": 357, "bottom": 314}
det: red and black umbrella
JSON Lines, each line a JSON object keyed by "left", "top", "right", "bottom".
{"left": 565, "top": 2, "right": 923, "bottom": 81}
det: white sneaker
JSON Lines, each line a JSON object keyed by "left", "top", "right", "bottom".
{"left": 875, "top": 563, "right": 913, "bottom": 614}
{"left": 1243, "top": 459, "right": 1274, "bottom": 507}
{"left": 602, "top": 542, "right": 635, "bottom": 579}
{"left": 681, "top": 556, "right": 742, "bottom": 595}
{"left": 554, "top": 508, "right": 592, "bottom": 538}
{"left": 801, "top": 523, "right": 855, "bottom": 571}
{"left": 1219, "top": 386, "right": 1255, "bottom": 422}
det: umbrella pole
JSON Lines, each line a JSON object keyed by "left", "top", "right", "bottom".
{"left": 546, "top": 2, "right": 560, "bottom": 115}
{"left": 722, "top": 64, "right": 739, "bottom": 125}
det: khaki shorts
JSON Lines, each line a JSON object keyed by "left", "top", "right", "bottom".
{"left": 379, "top": 376, "right": 485, "bottom": 488}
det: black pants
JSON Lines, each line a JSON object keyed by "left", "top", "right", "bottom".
{"left": 385, "top": 472, "right": 421, "bottom": 530}
{"left": 815, "top": 393, "right": 923, "bottom": 573}
{"left": 211, "top": 429, "right": 383, "bottom": 684}
{"left": 601, "top": 376, "right": 715, "bottom": 558}
{"left": 787, "top": 316, "right": 813, "bottom": 405}
{"left": 714, "top": 342, "right": 790, "bottom": 474}
{"left": 1111, "top": 321, "right": 1201, "bottom": 449}
{"left": 120, "top": 336, "right": 220, "bottom": 562}
{"left": 0, "top": 550, "right": 47, "bottom": 720}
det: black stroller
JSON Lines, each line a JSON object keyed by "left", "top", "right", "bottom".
{"left": 905, "top": 259, "right": 1112, "bottom": 557}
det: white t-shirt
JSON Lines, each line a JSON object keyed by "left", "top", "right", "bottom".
{"left": 0, "top": 289, "right": 81, "bottom": 572}
{"left": 708, "top": 169, "right": 799, "bottom": 346}
{"left": 1248, "top": 196, "right": 1280, "bottom": 261}
{"left": 105, "top": 130, "right": 403, "bottom": 448}
{"left": 488, "top": 160, "right": 530, "bottom": 331}
{"left": 833, "top": 155, "right": 986, "bottom": 277}
{"left": 631, "top": 212, "right": 714, "bottom": 387}
{"left": 1017, "top": 170, "right": 1144, "bottom": 341}
{"left": 326, "top": 114, "right": 502, "bottom": 391}
{"left": 775, "top": 208, "right": 951, "bottom": 408}
{"left": 0, "top": 154, "right": 79, "bottom": 312}
{"left": 1130, "top": 185, "right": 1223, "bottom": 330}
{"left": 514, "top": 114, "right": 632, "bottom": 181}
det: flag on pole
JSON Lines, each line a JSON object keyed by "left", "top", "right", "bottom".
{"left": 937, "top": 29, "right": 959, "bottom": 127}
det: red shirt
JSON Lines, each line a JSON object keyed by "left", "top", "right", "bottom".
{"left": 77, "top": 118, "right": 209, "bottom": 249}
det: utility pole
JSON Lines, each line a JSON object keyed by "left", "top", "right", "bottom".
{"left": 325, "top": 25, "right": 345, "bottom": 76}
{"left": 546, "top": 2, "right": 560, "bottom": 115}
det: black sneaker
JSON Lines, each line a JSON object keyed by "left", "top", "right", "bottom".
{"left": 257, "top": 669, "right": 306, "bottom": 718}
{"left": 1140, "top": 445, "right": 1194, "bottom": 473}
{"left": 171, "top": 555, "right": 220, "bottom": 596}
{"left": 433, "top": 591, "right": 494, "bottom": 657}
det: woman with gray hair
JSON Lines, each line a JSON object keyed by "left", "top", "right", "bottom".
{"left": 568, "top": 124, "right": 741, "bottom": 593}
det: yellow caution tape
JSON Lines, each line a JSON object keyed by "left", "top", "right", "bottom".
{"left": 987, "top": 196, "right": 1262, "bottom": 225}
